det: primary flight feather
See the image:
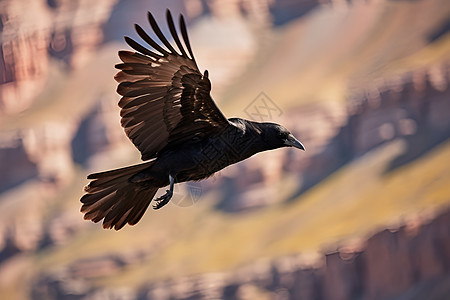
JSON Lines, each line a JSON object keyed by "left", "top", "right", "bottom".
{"left": 81, "top": 10, "right": 305, "bottom": 230}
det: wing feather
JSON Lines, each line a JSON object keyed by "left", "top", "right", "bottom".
{"left": 147, "top": 12, "right": 178, "bottom": 55}
{"left": 179, "top": 14, "right": 195, "bottom": 60}
{"left": 115, "top": 9, "right": 229, "bottom": 160}
{"left": 134, "top": 24, "right": 169, "bottom": 56}
{"left": 124, "top": 36, "right": 162, "bottom": 59}
{"left": 166, "top": 10, "right": 190, "bottom": 59}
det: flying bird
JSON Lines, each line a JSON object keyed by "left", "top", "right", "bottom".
{"left": 81, "top": 10, "right": 305, "bottom": 230}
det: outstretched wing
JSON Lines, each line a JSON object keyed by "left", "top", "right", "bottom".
{"left": 115, "top": 10, "right": 229, "bottom": 161}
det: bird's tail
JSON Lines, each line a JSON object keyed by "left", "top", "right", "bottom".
{"left": 81, "top": 161, "right": 158, "bottom": 230}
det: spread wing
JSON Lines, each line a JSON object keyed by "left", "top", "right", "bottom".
{"left": 115, "top": 10, "right": 229, "bottom": 161}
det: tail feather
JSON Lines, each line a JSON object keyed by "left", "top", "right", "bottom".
{"left": 128, "top": 193, "right": 154, "bottom": 225}
{"left": 81, "top": 161, "right": 158, "bottom": 230}
{"left": 86, "top": 162, "right": 153, "bottom": 179}
{"left": 102, "top": 188, "right": 155, "bottom": 229}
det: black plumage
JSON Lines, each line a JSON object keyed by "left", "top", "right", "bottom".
{"left": 81, "top": 10, "right": 305, "bottom": 230}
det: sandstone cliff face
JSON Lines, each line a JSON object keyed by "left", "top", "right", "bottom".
{"left": 0, "top": 0, "right": 118, "bottom": 115}
{"left": 30, "top": 209, "right": 450, "bottom": 300}
{"left": 348, "top": 64, "right": 450, "bottom": 155}
{"left": 0, "top": 1, "right": 50, "bottom": 115}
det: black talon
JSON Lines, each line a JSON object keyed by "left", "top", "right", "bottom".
{"left": 153, "top": 190, "right": 173, "bottom": 209}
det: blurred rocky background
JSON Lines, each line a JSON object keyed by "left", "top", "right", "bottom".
{"left": 0, "top": 0, "right": 449, "bottom": 299}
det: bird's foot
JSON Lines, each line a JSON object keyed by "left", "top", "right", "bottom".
{"left": 152, "top": 190, "right": 173, "bottom": 210}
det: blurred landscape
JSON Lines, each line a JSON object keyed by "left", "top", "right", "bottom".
{"left": 0, "top": 0, "right": 449, "bottom": 299}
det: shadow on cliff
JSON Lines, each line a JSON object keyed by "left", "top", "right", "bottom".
{"left": 269, "top": 0, "right": 319, "bottom": 26}
{"left": 284, "top": 118, "right": 354, "bottom": 204}
{"left": 385, "top": 125, "right": 450, "bottom": 173}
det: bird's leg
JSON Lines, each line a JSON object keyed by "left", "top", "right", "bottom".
{"left": 153, "top": 174, "right": 175, "bottom": 209}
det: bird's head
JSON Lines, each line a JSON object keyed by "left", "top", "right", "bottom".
{"left": 259, "top": 123, "right": 305, "bottom": 151}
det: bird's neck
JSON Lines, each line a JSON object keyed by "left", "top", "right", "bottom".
{"left": 228, "top": 119, "right": 282, "bottom": 159}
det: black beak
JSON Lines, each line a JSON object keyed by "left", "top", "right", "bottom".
{"left": 285, "top": 134, "right": 305, "bottom": 151}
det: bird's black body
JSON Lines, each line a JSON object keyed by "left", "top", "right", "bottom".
{"left": 80, "top": 10, "right": 304, "bottom": 230}
{"left": 131, "top": 118, "right": 289, "bottom": 185}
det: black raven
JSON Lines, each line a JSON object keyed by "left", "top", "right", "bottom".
{"left": 81, "top": 10, "right": 305, "bottom": 230}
